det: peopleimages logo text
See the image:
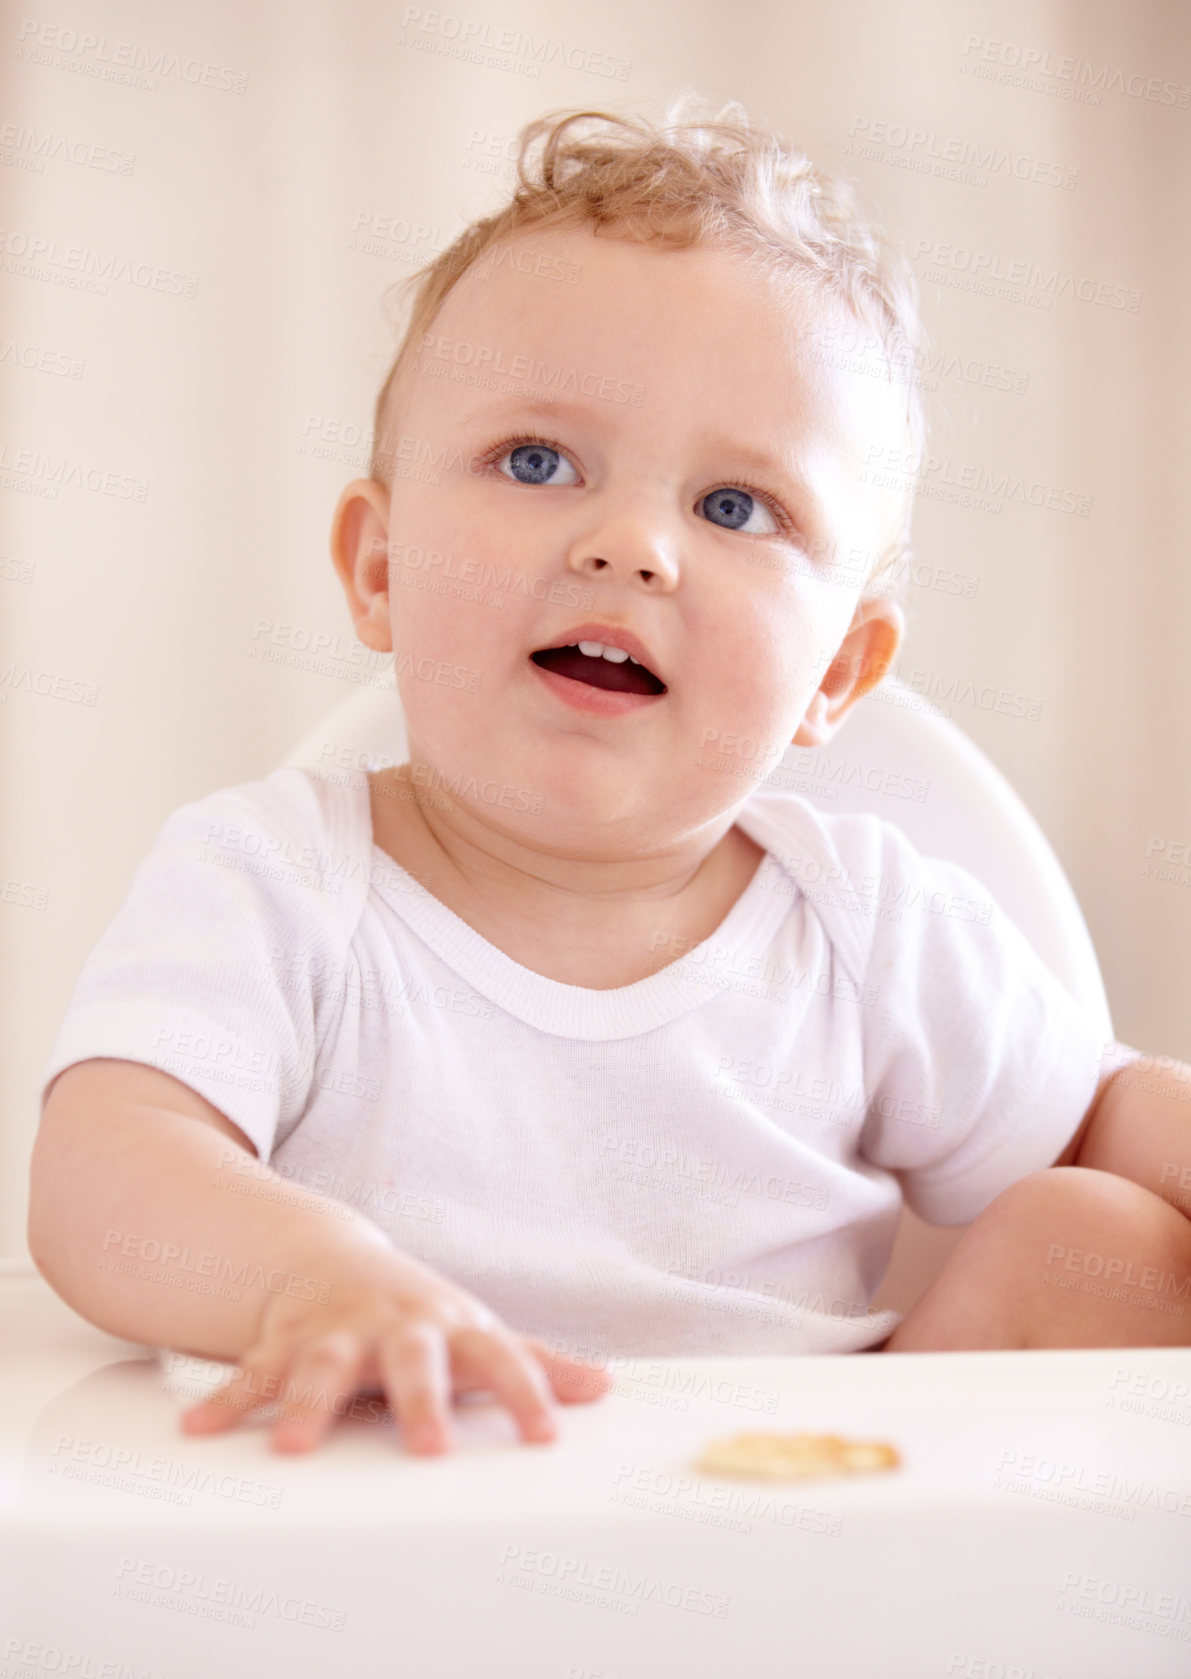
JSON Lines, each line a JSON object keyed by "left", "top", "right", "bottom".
{"left": 912, "top": 239, "right": 1140, "bottom": 311}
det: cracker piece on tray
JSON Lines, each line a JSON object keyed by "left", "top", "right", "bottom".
{"left": 695, "top": 1431, "right": 901, "bottom": 1481}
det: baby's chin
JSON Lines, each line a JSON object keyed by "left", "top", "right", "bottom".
{"left": 482, "top": 764, "right": 766, "bottom": 862}
{"left": 404, "top": 681, "right": 800, "bottom": 844}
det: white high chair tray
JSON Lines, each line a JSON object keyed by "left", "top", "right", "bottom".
{"left": 4, "top": 1265, "right": 1189, "bottom": 1677}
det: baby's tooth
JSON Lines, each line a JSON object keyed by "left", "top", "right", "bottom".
{"left": 574, "top": 638, "right": 636, "bottom": 665}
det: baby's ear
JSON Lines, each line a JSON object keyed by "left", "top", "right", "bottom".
{"left": 330, "top": 479, "right": 393, "bottom": 652}
{"left": 793, "top": 598, "right": 903, "bottom": 748}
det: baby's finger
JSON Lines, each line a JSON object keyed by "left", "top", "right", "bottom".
{"left": 451, "top": 1327, "right": 558, "bottom": 1444}
{"left": 180, "top": 1338, "right": 292, "bottom": 1435}
{"left": 378, "top": 1323, "right": 453, "bottom": 1454}
{"left": 269, "top": 1331, "right": 366, "bottom": 1453}
{"left": 523, "top": 1339, "right": 615, "bottom": 1404}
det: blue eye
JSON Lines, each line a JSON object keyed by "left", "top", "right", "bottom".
{"left": 497, "top": 441, "right": 580, "bottom": 487}
{"left": 485, "top": 433, "right": 788, "bottom": 535}
{"left": 699, "top": 487, "right": 780, "bottom": 535}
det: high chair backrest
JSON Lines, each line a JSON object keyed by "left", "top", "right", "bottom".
{"left": 283, "top": 675, "right": 1114, "bottom": 1317}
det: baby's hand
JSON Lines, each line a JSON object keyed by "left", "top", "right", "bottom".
{"left": 178, "top": 1244, "right": 613, "bottom": 1454}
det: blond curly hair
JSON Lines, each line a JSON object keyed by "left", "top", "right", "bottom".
{"left": 369, "top": 90, "right": 928, "bottom": 598}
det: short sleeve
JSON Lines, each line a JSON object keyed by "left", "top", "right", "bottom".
{"left": 38, "top": 770, "right": 351, "bottom": 1161}
{"left": 854, "top": 821, "right": 1137, "bottom": 1226}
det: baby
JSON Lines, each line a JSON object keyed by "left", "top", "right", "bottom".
{"left": 28, "top": 96, "right": 1191, "bottom": 1457}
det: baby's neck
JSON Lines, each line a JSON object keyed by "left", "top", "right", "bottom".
{"left": 366, "top": 766, "right": 765, "bottom": 990}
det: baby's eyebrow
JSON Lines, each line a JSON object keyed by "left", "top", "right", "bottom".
{"left": 465, "top": 394, "right": 595, "bottom": 428}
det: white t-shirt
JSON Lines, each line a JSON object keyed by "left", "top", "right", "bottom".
{"left": 39, "top": 764, "right": 1133, "bottom": 1357}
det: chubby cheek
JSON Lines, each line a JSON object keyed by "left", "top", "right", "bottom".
{"left": 386, "top": 495, "right": 529, "bottom": 668}
{"left": 691, "top": 595, "right": 826, "bottom": 761}
{"left": 385, "top": 525, "right": 496, "bottom": 666}
{"left": 385, "top": 583, "right": 487, "bottom": 742}
{"left": 386, "top": 592, "right": 554, "bottom": 784}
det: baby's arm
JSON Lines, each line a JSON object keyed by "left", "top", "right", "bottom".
{"left": 885, "top": 1049, "right": 1191, "bottom": 1352}
{"left": 29, "top": 1057, "right": 395, "bottom": 1358}
{"left": 1058, "top": 1052, "right": 1191, "bottom": 1213}
{"left": 28, "top": 1058, "right": 610, "bottom": 1451}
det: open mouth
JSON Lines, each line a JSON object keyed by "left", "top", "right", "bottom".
{"left": 530, "top": 644, "right": 666, "bottom": 695}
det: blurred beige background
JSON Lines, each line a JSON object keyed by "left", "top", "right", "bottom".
{"left": 2, "top": 0, "right": 1189, "bottom": 1258}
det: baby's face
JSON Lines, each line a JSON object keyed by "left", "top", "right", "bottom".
{"left": 335, "top": 225, "right": 907, "bottom": 856}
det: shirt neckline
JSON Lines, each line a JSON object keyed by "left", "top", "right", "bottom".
{"left": 355, "top": 775, "right": 799, "bottom": 1041}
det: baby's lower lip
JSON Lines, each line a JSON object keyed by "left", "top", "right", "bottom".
{"left": 529, "top": 657, "right": 666, "bottom": 717}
